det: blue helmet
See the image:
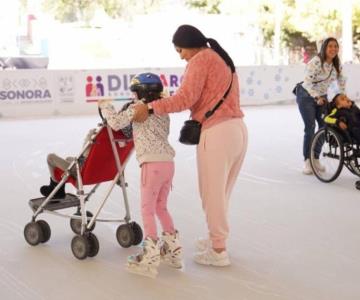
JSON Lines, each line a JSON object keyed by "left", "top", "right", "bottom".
{"left": 130, "top": 72, "right": 163, "bottom": 94}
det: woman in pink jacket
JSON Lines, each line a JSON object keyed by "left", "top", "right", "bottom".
{"left": 133, "top": 24, "right": 248, "bottom": 267}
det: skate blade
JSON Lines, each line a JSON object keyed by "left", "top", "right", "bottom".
{"left": 126, "top": 263, "right": 158, "bottom": 278}
{"left": 161, "top": 257, "right": 184, "bottom": 269}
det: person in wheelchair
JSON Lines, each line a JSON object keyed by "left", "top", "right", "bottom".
{"left": 98, "top": 72, "right": 183, "bottom": 278}
{"left": 324, "top": 93, "right": 360, "bottom": 144}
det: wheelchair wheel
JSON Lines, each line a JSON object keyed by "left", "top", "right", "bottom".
{"left": 116, "top": 224, "right": 135, "bottom": 248}
{"left": 310, "top": 127, "right": 344, "bottom": 182}
{"left": 70, "top": 211, "right": 95, "bottom": 235}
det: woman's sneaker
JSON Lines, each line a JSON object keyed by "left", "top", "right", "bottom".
{"left": 160, "top": 231, "right": 183, "bottom": 269}
{"left": 302, "top": 159, "right": 313, "bottom": 175}
{"left": 195, "top": 238, "right": 211, "bottom": 252}
{"left": 194, "top": 248, "right": 230, "bottom": 267}
{"left": 313, "top": 159, "right": 325, "bottom": 172}
{"left": 126, "top": 237, "right": 160, "bottom": 278}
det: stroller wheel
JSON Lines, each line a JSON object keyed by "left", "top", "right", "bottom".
{"left": 71, "top": 235, "right": 89, "bottom": 260}
{"left": 116, "top": 224, "right": 135, "bottom": 248}
{"left": 24, "top": 222, "right": 44, "bottom": 246}
{"left": 36, "top": 220, "right": 51, "bottom": 243}
{"left": 356, "top": 180, "right": 360, "bottom": 190}
{"left": 130, "top": 222, "right": 143, "bottom": 245}
{"left": 87, "top": 233, "right": 99, "bottom": 258}
{"left": 70, "top": 211, "right": 96, "bottom": 235}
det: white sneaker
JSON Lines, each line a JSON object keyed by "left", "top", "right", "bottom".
{"left": 302, "top": 159, "right": 313, "bottom": 175}
{"left": 127, "top": 237, "right": 160, "bottom": 278}
{"left": 194, "top": 248, "right": 231, "bottom": 267}
{"left": 160, "top": 231, "right": 183, "bottom": 269}
{"left": 313, "top": 159, "right": 325, "bottom": 172}
{"left": 195, "top": 238, "right": 211, "bottom": 252}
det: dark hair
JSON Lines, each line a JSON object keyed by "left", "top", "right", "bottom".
{"left": 135, "top": 90, "right": 162, "bottom": 103}
{"left": 333, "top": 93, "right": 341, "bottom": 103}
{"left": 172, "top": 24, "right": 235, "bottom": 73}
{"left": 318, "top": 37, "right": 341, "bottom": 77}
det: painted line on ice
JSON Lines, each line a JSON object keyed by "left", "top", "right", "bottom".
{"left": 241, "top": 172, "right": 287, "bottom": 184}
{"left": 0, "top": 267, "right": 44, "bottom": 300}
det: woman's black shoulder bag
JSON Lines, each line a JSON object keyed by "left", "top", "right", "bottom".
{"left": 179, "top": 75, "right": 233, "bottom": 145}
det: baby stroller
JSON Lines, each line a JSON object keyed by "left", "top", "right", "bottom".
{"left": 24, "top": 114, "right": 143, "bottom": 260}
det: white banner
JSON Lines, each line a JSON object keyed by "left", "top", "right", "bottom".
{"left": 1, "top": 65, "right": 360, "bottom": 118}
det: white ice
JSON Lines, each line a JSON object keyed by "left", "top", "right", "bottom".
{"left": 1, "top": 104, "right": 360, "bottom": 300}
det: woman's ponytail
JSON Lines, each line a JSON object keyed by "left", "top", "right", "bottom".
{"left": 207, "top": 38, "right": 235, "bottom": 73}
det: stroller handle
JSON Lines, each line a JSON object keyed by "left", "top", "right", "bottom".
{"left": 98, "top": 107, "right": 106, "bottom": 124}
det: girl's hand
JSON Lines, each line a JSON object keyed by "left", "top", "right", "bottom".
{"left": 132, "top": 102, "right": 149, "bottom": 122}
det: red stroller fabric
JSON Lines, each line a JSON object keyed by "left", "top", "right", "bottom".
{"left": 54, "top": 127, "right": 134, "bottom": 186}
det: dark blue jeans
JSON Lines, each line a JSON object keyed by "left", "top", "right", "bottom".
{"left": 296, "top": 85, "right": 326, "bottom": 160}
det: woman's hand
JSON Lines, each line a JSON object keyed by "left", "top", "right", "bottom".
{"left": 316, "top": 96, "right": 327, "bottom": 106}
{"left": 132, "top": 102, "right": 149, "bottom": 122}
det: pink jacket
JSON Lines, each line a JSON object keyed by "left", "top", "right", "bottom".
{"left": 152, "top": 48, "right": 244, "bottom": 130}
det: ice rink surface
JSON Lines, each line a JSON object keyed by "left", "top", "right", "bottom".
{"left": 1, "top": 104, "right": 360, "bottom": 300}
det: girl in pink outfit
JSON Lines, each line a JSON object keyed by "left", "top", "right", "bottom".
{"left": 133, "top": 25, "right": 248, "bottom": 267}
{"left": 99, "top": 73, "right": 182, "bottom": 278}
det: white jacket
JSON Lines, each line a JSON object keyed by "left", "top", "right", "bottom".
{"left": 99, "top": 101, "right": 175, "bottom": 166}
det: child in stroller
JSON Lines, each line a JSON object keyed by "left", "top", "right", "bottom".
{"left": 98, "top": 72, "right": 183, "bottom": 278}
{"left": 39, "top": 116, "right": 132, "bottom": 200}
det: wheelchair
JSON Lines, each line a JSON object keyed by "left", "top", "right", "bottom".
{"left": 309, "top": 125, "right": 360, "bottom": 182}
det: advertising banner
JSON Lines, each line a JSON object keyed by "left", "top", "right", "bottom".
{"left": 1, "top": 65, "right": 360, "bottom": 118}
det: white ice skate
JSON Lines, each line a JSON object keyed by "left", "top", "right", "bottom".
{"left": 126, "top": 237, "right": 160, "bottom": 278}
{"left": 160, "top": 231, "right": 183, "bottom": 269}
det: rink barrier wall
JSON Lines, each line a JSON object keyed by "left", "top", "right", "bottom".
{"left": 0, "top": 65, "right": 360, "bottom": 118}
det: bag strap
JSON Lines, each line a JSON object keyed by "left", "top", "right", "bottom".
{"left": 312, "top": 66, "right": 333, "bottom": 84}
{"left": 201, "top": 73, "right": 233, "bottom": 122}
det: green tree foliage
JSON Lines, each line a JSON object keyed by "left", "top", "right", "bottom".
{"left": 185, "top": 0, "right": 221, "bottom": 14}
{"left": 42, "top": 0, "right": 163, "bottom": 23}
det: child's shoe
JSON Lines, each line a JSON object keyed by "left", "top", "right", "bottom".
{"left": 40, "top": 178, "right": 66, "bottom": 200}
{"left": 194, "top": 248, "right": 231, "bottom": 267}
{"left": 302, "top": 159, "right": 313, "bottom": 175}
{"left": 160, "top": 231, "right": 183, "bottom": 269}
{"left": 126, "top": 237, "right": 160, "bottom": 278}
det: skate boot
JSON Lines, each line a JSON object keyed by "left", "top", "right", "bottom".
{"left": 160, "top": 231, "right": 183, "bottom": 269}
{"left": 126, "top": 237, "right": 160, "bottom": 278}
{"left": 40, "top": 178, "right": 66, "bottom": 200}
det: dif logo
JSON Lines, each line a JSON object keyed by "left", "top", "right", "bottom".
{"left": 86, "top": 75, "right": 105, "bottom": 97}
{"left": 85, "top": 73, "right": 183, "bottom": 99}
{"left": 85, "top": 74, "right": 135, "bottom": 98}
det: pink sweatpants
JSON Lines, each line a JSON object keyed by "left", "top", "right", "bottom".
{"left": 197, "top": 118, "right": 248, "bottom": 249}
{"left": 140, "top": 161, "right": 175, "bottom": 240}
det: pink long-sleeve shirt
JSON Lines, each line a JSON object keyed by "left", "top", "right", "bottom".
{"left": 152, "top": 48, "right": 244, "bottom": 130}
